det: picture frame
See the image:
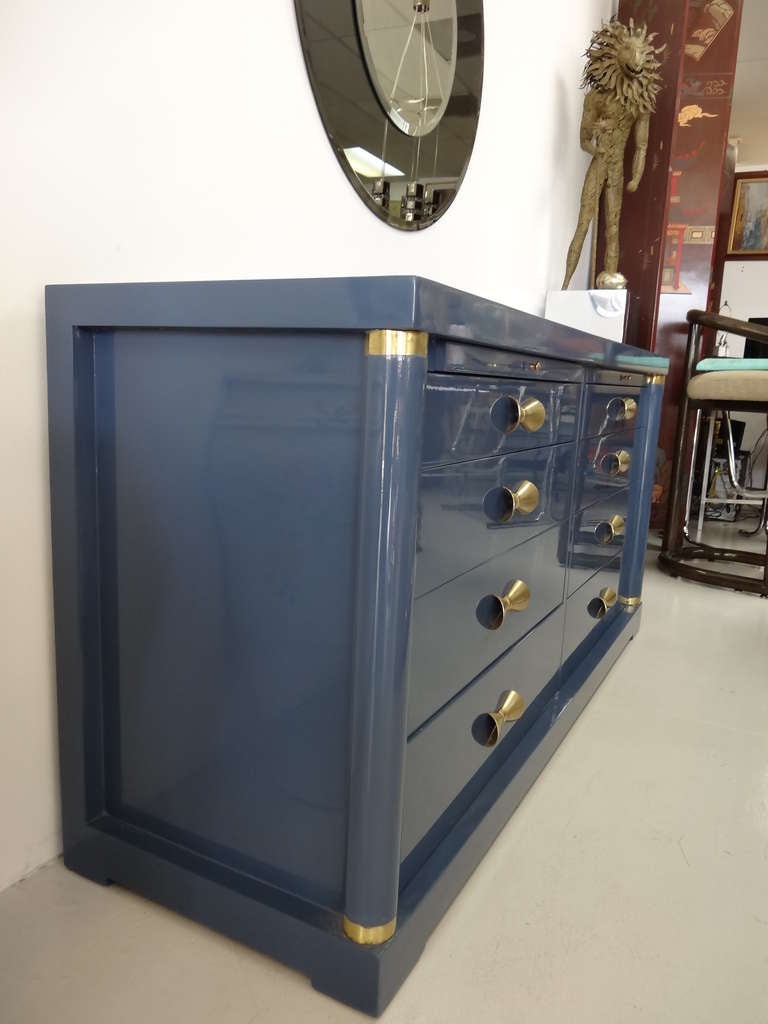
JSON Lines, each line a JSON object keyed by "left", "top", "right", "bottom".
{"left": 727, "top": 171, "right": 768, "bottom": 258}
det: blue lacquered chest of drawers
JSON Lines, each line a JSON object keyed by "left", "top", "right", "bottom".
{"left": 45, "top": 277, "right": 667, "bottom": 1015}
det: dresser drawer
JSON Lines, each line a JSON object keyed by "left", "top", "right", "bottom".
{"left": 408, "top": 525, "right": 566, "bottom": 732}
{"left": 422, "top": 374, "right": 579, "bottom": 466}
{"left": 562, "top": 555, "right": 622, "bottom": 665}
{"left": 566, "top": 489, "right": 629, "bottom": 595}
{"left": 401, "top": 604, "right": 564, "bottom": 863}
{"left": 583, "top": 384, "right": 642, "bottom": 439}
{"left": 415, "top": 443, "right": 575, "bottom": 597}
{"left": 576, "top": 427, "right": 642, "bottom": 510}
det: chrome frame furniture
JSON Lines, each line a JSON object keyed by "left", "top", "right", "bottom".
{"left": 46, "top": 277, "right": 667, "bottom": 1015}
{"left": 659, "top": 309, "right": 768, "bottom": 596}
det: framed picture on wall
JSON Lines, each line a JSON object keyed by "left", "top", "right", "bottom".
{"left": 727, "top": 172, "right": 768, "bottom": 258}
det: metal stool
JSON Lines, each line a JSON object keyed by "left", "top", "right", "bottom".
{"left": 659, "top": 309, "right": 768, "bottom": 596}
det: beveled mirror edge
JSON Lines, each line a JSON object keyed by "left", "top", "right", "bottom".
{"left": 354, "top": 0, "right": 459, "bottom": 139}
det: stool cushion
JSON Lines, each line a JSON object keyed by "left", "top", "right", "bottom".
{"left": 688, "top": 370, "right": 768, "bottom": 403}
{"left": 696, "top": 358, "right": 768, "bottom": 371}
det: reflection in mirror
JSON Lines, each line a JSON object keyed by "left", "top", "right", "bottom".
{"left": 294, "top": 0, "right": 483, "bottom": 230}
{"left": 356, "top": 0, "right": 458, "bottom": 138}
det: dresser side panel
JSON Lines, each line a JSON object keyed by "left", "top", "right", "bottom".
{"left": 76, "top": 326, "right": 364, "bottom": 909}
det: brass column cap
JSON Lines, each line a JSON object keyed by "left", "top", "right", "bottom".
{"left": 342, "top": 915, "right": 397, "bottom": 945}
{"left": 366, "top": 330, "right": 428, "bottom": 358}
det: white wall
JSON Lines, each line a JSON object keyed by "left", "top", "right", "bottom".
{"left": 730, "top": 0, "right": 768, "bottom": 167}
{"left": 721, "top": 259, "right": 768, "bottom": 480}
{"left": 0, "top": 0, "right": 614, "bottom": 892}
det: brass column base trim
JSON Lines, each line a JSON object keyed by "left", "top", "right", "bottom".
{"left": 342, "top": 915, "right": 397, "bottom": 945}
{"left": 618, "top": 594, "right": 642, "bottom": 607}
{"left": 647, "top": 374, "right": 666, "bottom": 385}
{"left": 366, "top": 329, "right": 428, "bottom": 358}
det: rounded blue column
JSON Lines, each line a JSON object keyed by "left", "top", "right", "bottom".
{"left": 343, "top": 329, "right": 427, "bottom": 944}
{"left": 619, "top": 375, "right": 665, "bottom": 606}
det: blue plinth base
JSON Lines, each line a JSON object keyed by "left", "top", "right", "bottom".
{"left": 63, "top": 607, "right": 639, "bottom": 1017}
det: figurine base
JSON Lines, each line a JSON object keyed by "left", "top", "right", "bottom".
{"left": 596, "top": 271, "right": 628, "bottom": 290}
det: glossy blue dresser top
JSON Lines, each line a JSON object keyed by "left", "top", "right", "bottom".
{"left": 46, "top": 275, "right": 669, "bottom": 377}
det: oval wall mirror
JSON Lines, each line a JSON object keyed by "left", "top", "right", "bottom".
{"left": 294, "top": 0, "right": 483, "bottom": 230}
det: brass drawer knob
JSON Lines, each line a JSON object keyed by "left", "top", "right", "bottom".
{"left": 477, "top": 578, "right": 530, "bottom": 630}
{"left": 607, "top": 396, "right": 637, "bottom": 422}
{"left": 588, "top": 587, "right": 617, "bottom": 620}
{"left": 484, "top": 480, "right": 540, "bottom": 523}
{"left": 491, "top": 395, "right": 546, "bottom": 434}
{"left": 477, "top": 689, "right": 526, "bottom": 748}
{"left": 594, "top": 513, "right": 626, "bottom": 544}
{"left": 599, "top": 449, "right": 631, "bottom": 477}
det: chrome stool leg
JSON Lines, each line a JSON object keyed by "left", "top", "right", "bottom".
{"left": 722, "top": 413, "right": 768, "bottom": 499}
{"left": 739, "top": 499, "right": 768, "bottom": 538}
{"left": 695, "top": 411, "right": 716, "bottom": 541}
{"left": 683, "top": 409, "right": 702, "bottom": 542}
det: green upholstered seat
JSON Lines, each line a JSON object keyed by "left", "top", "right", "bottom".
{"left": 696, "top": 358, "right": 768, "bottom": 371}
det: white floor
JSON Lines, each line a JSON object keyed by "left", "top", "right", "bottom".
{"left": 2, "top": 548, "right": 768, "bottom": 1024}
